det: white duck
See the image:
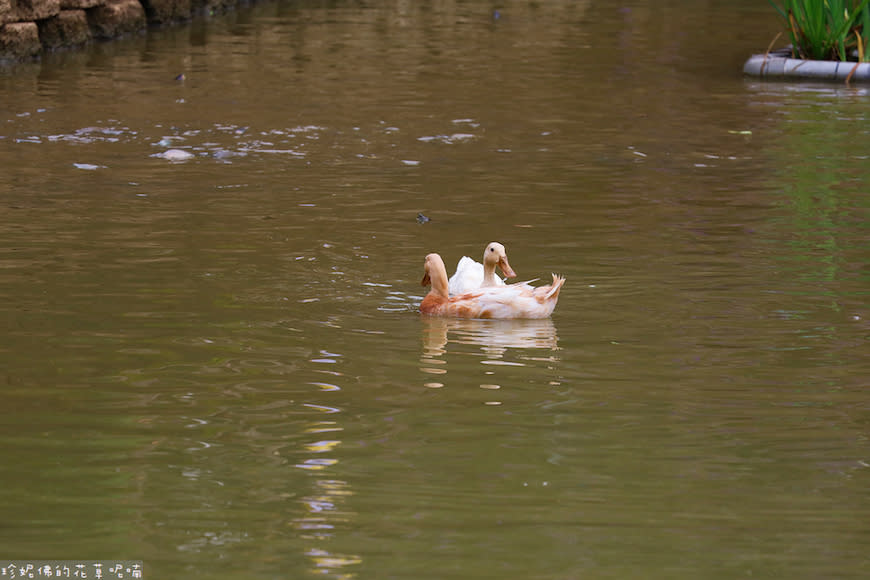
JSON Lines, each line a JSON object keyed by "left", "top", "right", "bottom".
{"left": 448, "top": 242, "right": 516, "bottom": 295}
{"left": 421, "top": 253, "right": 565, "bottom": 319}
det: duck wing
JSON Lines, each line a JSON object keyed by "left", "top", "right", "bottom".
{"left": 448, "top": 256, "right": 484, "bottom": 295}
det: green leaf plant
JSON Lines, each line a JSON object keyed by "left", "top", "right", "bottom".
{"left": 768, "top": 0, "right": 870, "bottom": 61}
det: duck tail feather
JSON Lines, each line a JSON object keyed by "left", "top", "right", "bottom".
{"left": 545, "top": 273, "right": 565, "bottom": 300}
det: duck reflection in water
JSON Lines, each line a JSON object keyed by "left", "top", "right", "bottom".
{"left": 420, "top": 317, "right": 561, "bottom": 388}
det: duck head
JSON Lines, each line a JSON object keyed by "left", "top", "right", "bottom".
{"left": 483, "top": 242, "right": 516, "bottom": 278}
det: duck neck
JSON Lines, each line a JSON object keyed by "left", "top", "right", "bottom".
{"left": 481, "top": 259, "right": 499, "bottom": 287}
{"left": 431, "top": 271, "right": 450, "bottom": 298}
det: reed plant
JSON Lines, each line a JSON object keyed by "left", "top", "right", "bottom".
{"left": 768, "top": 0, "right": 870, "bottom": 60}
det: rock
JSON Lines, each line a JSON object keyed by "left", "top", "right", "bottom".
{"left": 38, "top": 9, "right": 91, "bottom": 49}
{"left": 86, "top": 0, "right": 145, "bottom": 40}
{"left": 0, "top": 22, "right": 40, "bottom": 59}
{"left": 141, "top": 0, "right": 191, "bottom": 24}
{"left": 14, "top": 0, "right": 61, "bottom": 21}
{"left": 61, "top": 0, "right": 102, "bottom": 9}
{"left": 0, "top": 0, "right": 13, "bottom": 26}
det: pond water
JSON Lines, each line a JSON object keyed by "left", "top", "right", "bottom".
{"left": 2, "top": 1, "right": 869, "bottom": 578}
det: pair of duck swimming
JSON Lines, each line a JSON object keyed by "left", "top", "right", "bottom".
{"left": 419, "top": 242, "right": 565, "bottom": 319}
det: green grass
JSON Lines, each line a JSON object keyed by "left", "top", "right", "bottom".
{"left": 768, "top": 0, "right": 870, "bottom": 60}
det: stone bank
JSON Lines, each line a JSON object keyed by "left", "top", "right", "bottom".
{"left": 1, "top": 0, "right": 238, "bottom": 60}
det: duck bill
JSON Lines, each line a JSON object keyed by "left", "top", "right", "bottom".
{"left": 499, "top": 256, "right": 517, "bottom": 278}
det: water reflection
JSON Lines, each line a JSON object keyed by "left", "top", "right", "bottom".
{"left": 292, "top": 476, "right": 359, "bottom": 579}
{"left": 290, "top": 354, "right": 361, "bottom": 578}
{"left": 420, "top": 317, "right": 561, "bottom": 391}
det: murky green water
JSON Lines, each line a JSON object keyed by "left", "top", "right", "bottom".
{"left": 2, "top": 1, "right": 869, "bottom": 578}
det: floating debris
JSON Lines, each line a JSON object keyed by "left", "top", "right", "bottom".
{"left": 212, "top": 149, "right": 247, "bottom": 160}
{"left": 154, "top": 149, "right": 195, "bottom": 162}
{"left": 416, "top": 213, "right": 431, "bottom": 224}
{"left": 417, "top": 133, "right": 476, "bottom": 144}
